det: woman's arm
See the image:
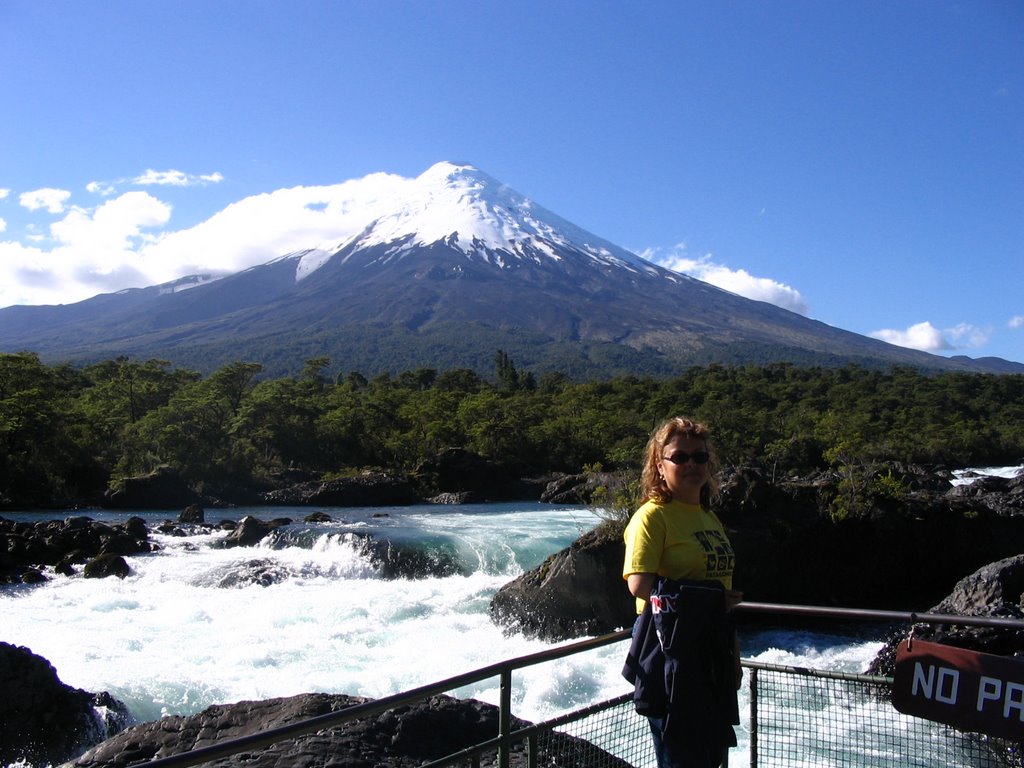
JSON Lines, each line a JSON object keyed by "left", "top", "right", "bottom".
{"left": 626, "top": 572, "right": 656, "bottom": 601}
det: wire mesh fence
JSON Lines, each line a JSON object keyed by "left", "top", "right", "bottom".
{"left": 745, "top": 661, "right": 1023, "bottom": 768}
{"left": 426, "top": 660, "right": 1024, "bottom": 768}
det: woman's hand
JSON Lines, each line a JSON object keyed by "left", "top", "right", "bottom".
{"left": 725, "top": 589, "right": 743, "bottom": 611}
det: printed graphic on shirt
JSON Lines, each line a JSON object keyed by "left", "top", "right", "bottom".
{"left": 694, "top": 528, "right": 735, "bottom": 579}
{"left": 650, "top": 583, "right": 722, "bottom": 614}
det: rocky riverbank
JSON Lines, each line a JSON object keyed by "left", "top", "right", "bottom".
{"left": 95, "top": 450, "right": 555, "bottom": 511}
{"left": 0, "top": 642, "right": 629, "bottom": 768}
{"left": 62, "top": 692, "right": 631, "bottom": 768}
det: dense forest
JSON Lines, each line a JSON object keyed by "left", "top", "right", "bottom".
{"left": 2, "top": 350, "right": 1023, "bottom": 510}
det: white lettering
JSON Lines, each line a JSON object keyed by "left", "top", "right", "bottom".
{"left": 912, "top": 663, "right": 960, "bottom": 704}
{"left": 912, "top": 662, "right": 935, "bottom": 698}
{"left": 1003, "top": 682, "right": 1024, "bottom": 721}
{"left": 978, "top": 677, "right": 1002, "bottom": 712}
{"left": 936, "top": 667, "right": 959, "bottom": 705}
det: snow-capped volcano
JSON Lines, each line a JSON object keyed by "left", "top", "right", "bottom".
{"left": 332, "top": 161, "right": 654, "bottom": 272}
{"left": 1, "top": 161, "right": 1011, "bottom": 377}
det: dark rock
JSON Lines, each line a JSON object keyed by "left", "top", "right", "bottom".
{"left": 84, "top": 553, "right": 131, "bottom": 579}
{"left": 947, "top": 473, "right": 1024, "bottom": 516}
{"left": 0, "top": 516, "right": 151, "bottom": 583}
{"left": 1, "top": 642, "right": 130, "bottom": 767}
{"left": 415, "top": 448, "right": 512, "bottom": 494}
{"left": 102, "top": 465, "right": 200, "bottom": 510}
{"left": 429, "top": 491, "right": 485, "bottom": 504}
{"left": 21, "top": 567, "right": 47, "bottom": 583}
{"left": 304, "top": 511, "right": 334, "bottom": 522}
{"left": 98, "top": 531, "right": 144, "bottom": 557}
{"left": 123, "top": 516, "right": 148, "bottom": 539}
{"left": 868, "top": 554, "right": 1024, "bottom": 677}
{"left": 207, "top": 558, "right": 294, "bottom": 588}
{"left": 179, "top": 504, "right": 205, "bottom": 523}
{"left": 155, "top": 520, "right": 186, "bottom": 536}
{"left": 540, "top": 471, "right": 627, "bottom": 505}
{"left": 413, "top": 448, "right": 547, "bottom": 501}
{"left": 65, "top": 692, "right": 631, "bottom": 768}
{"left": 215, "top": 515, "right": 281, "bottom": 548}
{"left": 491, "top": 527, "right": 635, "bottom": 640}
{"left": 352, "top": 533, "right": 471, "bottom": 579}
{"left": 261, "top": 471, "right": 420, "bottom": 506}
{"left": 728, "top": 468, "right": 1024, "bottom": 611}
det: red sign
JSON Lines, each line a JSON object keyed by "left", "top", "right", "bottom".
{"left": 892, "top": 639, "right": 1024, "bottom": 741}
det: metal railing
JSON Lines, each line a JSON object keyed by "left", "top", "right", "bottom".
{"left": 112, "top": 603, "right": 1024, "bottom": 768}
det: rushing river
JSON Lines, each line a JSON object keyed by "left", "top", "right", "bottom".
{"left": 6, "top": 467, "right": 1020, "bottom": 767}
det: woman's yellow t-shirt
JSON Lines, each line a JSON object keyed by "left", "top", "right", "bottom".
{"left": 622, "top": 499, "right": 735, "bottom": 613}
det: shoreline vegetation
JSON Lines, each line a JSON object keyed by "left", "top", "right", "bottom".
{"left": 2, "top": 351, "right": 1023, "bottom": 513}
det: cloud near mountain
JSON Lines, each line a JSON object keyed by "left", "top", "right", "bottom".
{"left": 645, "top": 247, "right": 810, "bottom": 315}
{"left": 869, "top": 321, "right": 991, "bottom": 354}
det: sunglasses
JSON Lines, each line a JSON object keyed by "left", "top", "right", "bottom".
{"left": 661, "top": 451, "right": 710, "bottom": 465}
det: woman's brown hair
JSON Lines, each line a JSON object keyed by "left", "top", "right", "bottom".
{"left": 639, "top": 416, "right": 720, "bottom": 506}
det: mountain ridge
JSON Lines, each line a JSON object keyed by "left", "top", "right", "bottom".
{"left": 1, "top": 162, "right": 1021, "bottom": 378}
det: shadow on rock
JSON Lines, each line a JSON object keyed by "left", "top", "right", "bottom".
{"left": 1, "top": 642, "right": 131, "bottom": 767}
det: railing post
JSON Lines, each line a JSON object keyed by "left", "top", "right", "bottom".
{"left": 499, "top": 668, "right": 512, "bottom": 768}
{"left": 749, "top": 667, "right": 758, "bottom": 768}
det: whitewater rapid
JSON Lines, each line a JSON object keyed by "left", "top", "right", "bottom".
{"left": 2, "top": 501, "right": 898, "bottom": 768}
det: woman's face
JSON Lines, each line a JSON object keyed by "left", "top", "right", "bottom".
{"left": 657, "top": 433, "right": 709, "bottom": 504}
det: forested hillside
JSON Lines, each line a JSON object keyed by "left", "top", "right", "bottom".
{"left": 2, "top": 350, "right": 1023, "bottom": 509}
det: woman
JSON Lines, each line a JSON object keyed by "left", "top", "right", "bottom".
{"left": 622, "top": 417, "right": 741, "bottom": 768}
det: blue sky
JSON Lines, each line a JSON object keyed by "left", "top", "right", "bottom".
{"left": 1, "top": 1, "right": 1022, "bottom": 363}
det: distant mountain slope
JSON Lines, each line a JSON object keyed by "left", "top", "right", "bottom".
{"left": 1, "top": 162, "right": 1020, "bottom": 377}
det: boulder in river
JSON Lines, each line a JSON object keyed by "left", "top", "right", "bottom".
{"left": 490, "top": 526, "right": 635, "bottom": 640}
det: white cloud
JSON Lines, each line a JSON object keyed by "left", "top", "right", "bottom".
{"left": 0, "top": 192, "right": 173, "bottom": 306}
{"left": 645, "top": 246, "right": 809, "bottom": 315}
{"left": 0, "top": 170, "right": 409, "bottom": 308}
{"left": 86, "top": 181, "right": 117, "bottom": 196}
{"left": 20, "top": 188, "right": 72, "bottom": 213}
{"left": 139, "top": 172, "right": 406, "bottom": 278}
{"left": 0, "top": 218, "right": 6, "bottom": 233}
{"left": 133, "top": 169, "right": 224, "bottom": 187}
{"left": 50, "top": 191, "right": 172, "bottom": 253}
{"left": 0, "top": 188, "right": 10, "bottom": 200}
{"left": 870, "top": 322, "right": 951, "bottom": 352}
{"left": 945, "top": 323, "right": 991, "bottom": 348}
{"left": 1010, "top": 316, "right": 1024, "bottom": 330}
{"left": 869, "top": 321, "right": 991, "bottom": 353}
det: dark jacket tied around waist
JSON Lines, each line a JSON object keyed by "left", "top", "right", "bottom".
{"left": 622, "top": 577, "right": 739, "bottom": 749}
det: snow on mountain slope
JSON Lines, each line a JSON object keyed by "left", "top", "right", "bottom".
{"left": 318, "top": 162, "right": 662, "bottom": 275}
